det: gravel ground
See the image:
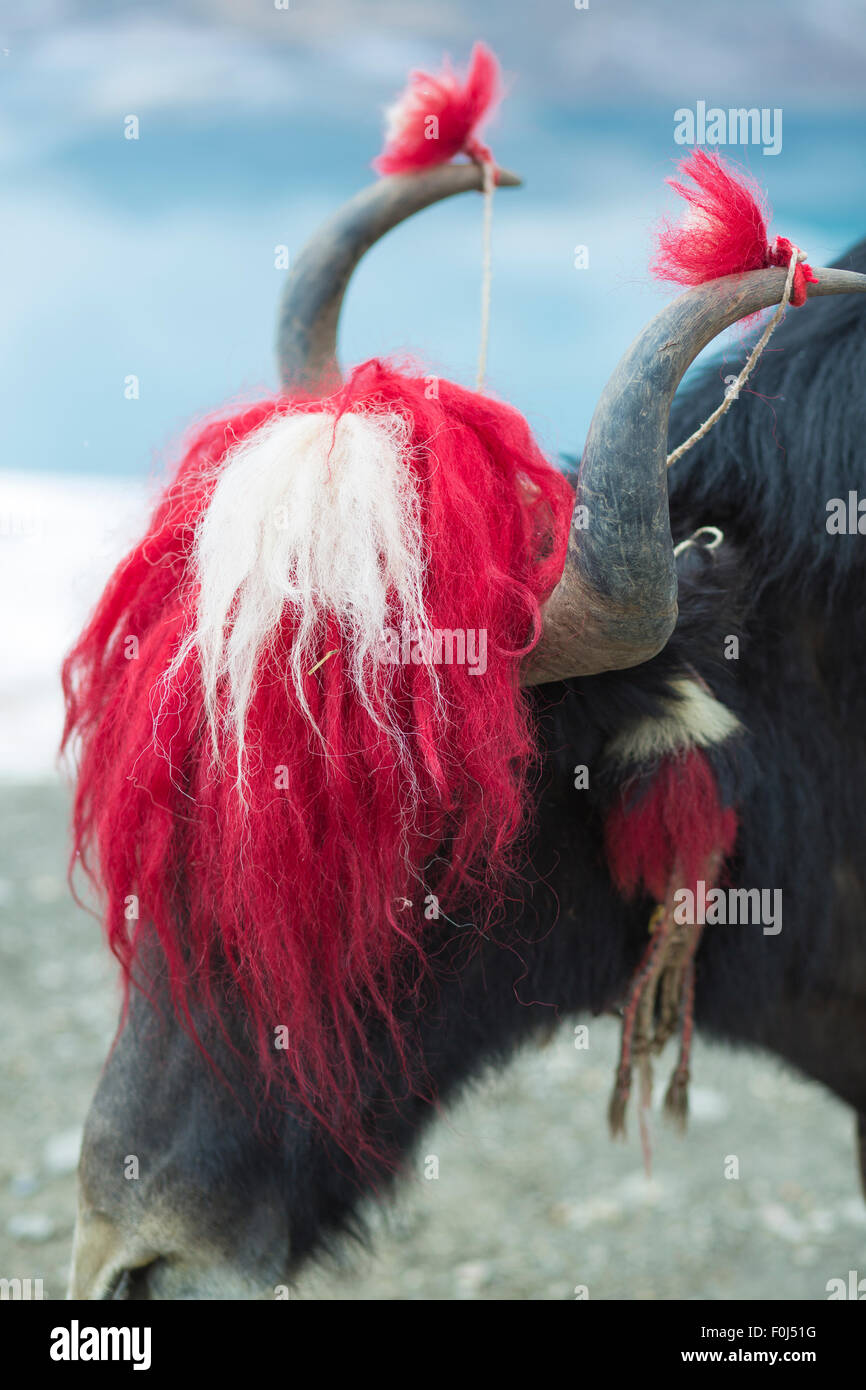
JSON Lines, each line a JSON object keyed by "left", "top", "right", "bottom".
{"left": 1, "top": 783, "right": 864, "bottom": 1301}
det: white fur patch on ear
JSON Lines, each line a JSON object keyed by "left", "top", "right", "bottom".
{"left": 167, "top": 408, "right": 438, "bottom": 780}
{"left": 606, "top": 676, "right": 742, "bottom": 767}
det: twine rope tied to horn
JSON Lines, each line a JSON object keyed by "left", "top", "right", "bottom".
{"left": 653, "top": 151, "right": 822, "bottom": 466}
{"left": 666, "top": 246, "right": 806, "bottom": 468}
{"left": 371, "top": 43, "right": 502, "bottom": 394}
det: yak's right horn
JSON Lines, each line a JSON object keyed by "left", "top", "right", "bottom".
{"left": 276, "top": 163, "right": 521, "bottom": 392}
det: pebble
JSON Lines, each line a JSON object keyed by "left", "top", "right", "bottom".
{"left": 454, "top": 1260, "right": 489, "bottom": 1297}
{"left": 759, "top": 1202, "right": 806, "bottom": 1243}
{"left": 43, "top": 1127, "right": 82, "bottom": 1177}
{"left": 35, "top": 960, "right": 68, "bottom": 990}
{"left": 28, "top": 875, "right": 64, "bottom": 904}
{"left": 687, "top": 1086, "right": 730, "bottom": 1122}
{"left": 7, "top": 1211, "right": 55, "bottom": 1243}
{"left": 9, "top": 1172, "right": 40, "bottom": 1198}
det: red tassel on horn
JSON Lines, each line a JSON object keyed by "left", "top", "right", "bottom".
{"left": 651, "top": 150, "right": 818, "bottom": 306}
{"left": 373, "top": 42, "right": 501, "bottom": 175}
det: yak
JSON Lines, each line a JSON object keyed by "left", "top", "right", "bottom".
{"left": 63, "top": 159, "right": 866, "bottom": 1300}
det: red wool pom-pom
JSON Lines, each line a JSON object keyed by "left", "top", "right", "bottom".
{"left": 373, "top": 42, "right": 501, "bottom": 175}
{"left": 651, "top": 150, "right": 817, "bottom": 306}
{"left": 652, "top": 150, "right": 770, "bottom": 285}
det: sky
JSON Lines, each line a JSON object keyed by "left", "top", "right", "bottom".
{"left": 1, "top": 0, "right": 865, "bottom": 480}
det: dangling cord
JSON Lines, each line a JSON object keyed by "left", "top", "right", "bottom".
{"left": 664, "top": 959, "right": 698, "bottom": 1131}
{"left": 476, "top": 158, "right": 496, "bottom": 392}
{"left": 666, "top": 247, "right": 805, "bottom": 468}
{"left": 608, "top": 904, "right": 670, "bottom": 1138}
{"left": 632, "top": 904, "right": 680, "bottom": 1177}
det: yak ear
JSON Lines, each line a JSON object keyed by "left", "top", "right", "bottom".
{"left": 521, "top": 264, "right": 866, "bottom": 687}
{"left": 275, "top": 162, "right": 521, "bottom": 392}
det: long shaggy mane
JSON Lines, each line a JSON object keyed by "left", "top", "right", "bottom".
{"left": 62, "top": 359, "right": 573, "bottom": 1148}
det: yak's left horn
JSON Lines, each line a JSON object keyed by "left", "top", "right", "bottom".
{"left": 523, "top": 265, "right": 866, "bottom": 685}
{"left": 276, "top": 163, "right": 521, "bottom": 391}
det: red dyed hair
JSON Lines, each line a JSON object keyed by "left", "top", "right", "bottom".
{"left": 63, "top": 360, "right": 572, "bottom": 1147}
{"left": 651, "top": 150, "right": 817, "bottom": 306}
{"left": 373, "top": 42, "right": 501, "bottom": 174}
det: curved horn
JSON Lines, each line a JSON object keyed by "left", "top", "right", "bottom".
{"left": 276, "top": 163, "right": 521, "bottom": 391}
{"left": 524, "top": 266, "right": 866, "bottom": 685}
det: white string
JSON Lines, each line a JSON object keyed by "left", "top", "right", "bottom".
{"left": 666, "top": 249, "right": 806, "bottom": 469}
{"left": 673, "top": 525, "right": 724, "bottom": 557}
{"left": 475, "top": 159, "right": 495, "bottom": 392}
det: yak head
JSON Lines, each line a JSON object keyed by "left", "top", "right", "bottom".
{"left": 64, "top": 158, "right": 866, "bottom": 1299}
